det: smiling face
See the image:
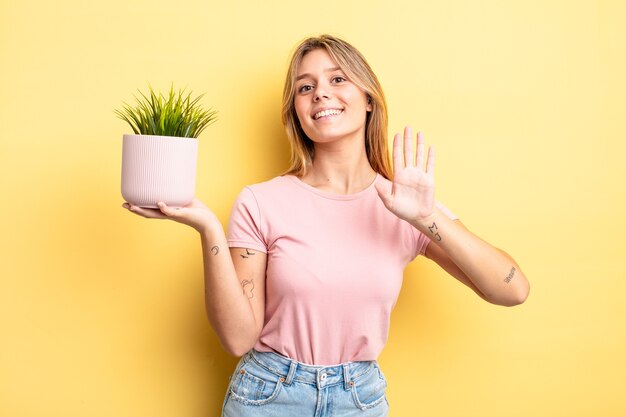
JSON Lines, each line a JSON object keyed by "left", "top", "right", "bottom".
{"left": 293, "top": 48, "right": 372, "bottom": 145}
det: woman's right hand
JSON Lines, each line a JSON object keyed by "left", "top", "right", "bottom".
{"left": 122, "top": 198, "right": 218, "bottom": 233}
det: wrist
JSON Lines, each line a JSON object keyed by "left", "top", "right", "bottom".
{"left": 411, "top": 209, "right": 440, "bottom": 234}
{"left": 196, "top": 213, "right": 223, "bottom": 236}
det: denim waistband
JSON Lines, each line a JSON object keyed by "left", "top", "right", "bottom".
{"left": 245, "top": 349, "right": 376, "bottom": 390}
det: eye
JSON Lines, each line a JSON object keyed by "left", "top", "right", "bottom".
{"left": 297, "top": 84, "right": 313, "bottom": 93}
{"left": 332, "top": 76, "right": 346, "bottom": 83}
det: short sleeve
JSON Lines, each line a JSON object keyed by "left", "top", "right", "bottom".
{"left": 414, "top": 201, "right": 459, "bottom": 257}
{"left": 226, "top": 187, "right": 268, "bottom": 253}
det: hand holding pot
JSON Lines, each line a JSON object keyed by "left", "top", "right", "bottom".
{"left": 122, "top": 198, "right": 218, "bottom": 233}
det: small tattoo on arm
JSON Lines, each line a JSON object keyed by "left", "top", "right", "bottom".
{"left": 428, "top": 222, "right": 442, "bottom": 242}
{"left": 504, "top": 267, "right": 516, "bottom": 283}
{"left": 240, "top": 249, "right": 256, "bottom": 259}
{"left": 210, "top": 246, "right": 219, "bottom": 255}
{"left": 241, "top": 279, "right": 255, "bottom": 299}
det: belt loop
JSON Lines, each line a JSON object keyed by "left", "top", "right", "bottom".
{"left": 284, "top": 359, "right": 298, "bottom": 385}
{"left": 343, "top": 363, "right": 352, "bottom": 390}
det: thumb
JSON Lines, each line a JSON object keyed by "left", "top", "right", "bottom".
{"left": 374, "top": 182, "right": 393, "bottom": 209}
{"left": 157, "top": 202, "right": 185, "bottom": 218}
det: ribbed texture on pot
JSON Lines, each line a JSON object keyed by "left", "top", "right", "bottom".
{"left": 121, "top": 134, "right": 198, "bottom": 208}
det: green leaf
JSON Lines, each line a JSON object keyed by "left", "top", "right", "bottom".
{"left": 115, "top": 84, "right": 218, "bottom": 138}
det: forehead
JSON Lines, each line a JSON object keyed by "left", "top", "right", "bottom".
{"left": 297, "top": 48, "right": 341, "bottom": 76}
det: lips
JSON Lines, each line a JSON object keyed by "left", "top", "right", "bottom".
{"left": 313, "top": 108, "right": 343, "bottom": 120}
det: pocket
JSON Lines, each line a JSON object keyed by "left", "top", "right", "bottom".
{"left": 351, "top": 363, "right": 388, "bottom": 410}
{"left": 228, "top": 359, "right": 284, "bottom": 406}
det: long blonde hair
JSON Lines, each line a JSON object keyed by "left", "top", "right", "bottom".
{"left": 282, "top": 35, "right": 392, "bottom": 180}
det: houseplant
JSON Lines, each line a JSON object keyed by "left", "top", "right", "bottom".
{"left": 116, "top": 85, "right": 217, "bottom": 208}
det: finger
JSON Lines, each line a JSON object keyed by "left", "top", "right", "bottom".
{"left": 157, "top": 202, "right": 185, "bottom": 218}
{"left": 374, "top": 182, "right": 393, "bottom": 209}
{"left": 125, "top": 204, "right": 168, "bottom": 219}
{"left": 403, "top": 126, "right": 413, "bottom": 167}
{"left": 392, "top": 133, "right": 403, "bottom": 169}
{"left": 416, "top": 131, "right": 425, "bottom": 170}
{"left": 426, "top": 145, "right": 435, "bottom": 176}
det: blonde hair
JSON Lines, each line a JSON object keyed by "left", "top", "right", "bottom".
{"left": 281, "top": 34, "right": 392, "bottom": 180}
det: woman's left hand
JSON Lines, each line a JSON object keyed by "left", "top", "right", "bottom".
{"left": 375, "top": 126, "right": 435, "bottom": 224}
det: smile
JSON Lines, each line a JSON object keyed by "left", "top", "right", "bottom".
{"left": 313, "top": 109, "right": 343, "bottom": 120}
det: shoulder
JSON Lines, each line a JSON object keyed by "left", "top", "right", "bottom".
{"left": 233, "top": 175, "right": 300, "bottom": 209}
{"left": 245, "top": 175, "right": 294, "bottom": 193}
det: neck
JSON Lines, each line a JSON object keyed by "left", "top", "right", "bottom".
{"left": 300, "top": 137, "right": 377, "bottom": 194}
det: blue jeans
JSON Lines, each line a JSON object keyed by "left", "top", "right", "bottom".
{"left": 222, "top": 349, "right": 390, "bottom": 416}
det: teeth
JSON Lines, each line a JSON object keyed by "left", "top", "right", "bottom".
{"left": 314, "top": 109, "right": 342, "bottom": 119}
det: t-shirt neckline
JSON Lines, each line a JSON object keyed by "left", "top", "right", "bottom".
{"left": 285, "top": 173, "right": 380, "bottom": 201}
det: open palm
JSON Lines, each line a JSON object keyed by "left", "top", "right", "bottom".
{"left": 122, "top": 197, "right": 217, "bottom": 233}
{"left": 375, "top": 127, "right": 435, "bottom": 224}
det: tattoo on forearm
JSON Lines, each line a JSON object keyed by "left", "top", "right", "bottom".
{"left": 504, "top": 267, "right": 516, "bottom": 283}
{"left": 210, "top": 246, "right": 219, "bottom": 256}
{"left": 240, "top": 249, "right": 255, "bottom": 259}
{"left": 428, "top": 222, "right": 442, "bottom": 242}
{"left": 241, "top": 279, "right": 255, "bottom": 299}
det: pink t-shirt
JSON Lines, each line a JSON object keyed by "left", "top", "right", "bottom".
{"left": 227, "top": 174, "right": 457, "bottom": 365}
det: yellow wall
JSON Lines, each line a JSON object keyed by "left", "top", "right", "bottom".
{"left": 1, "top": 1, "right": 624, "bottom": 416}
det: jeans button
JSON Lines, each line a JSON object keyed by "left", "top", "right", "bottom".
{"left": 320, "top": 373, "right": 327, "bottom": 381}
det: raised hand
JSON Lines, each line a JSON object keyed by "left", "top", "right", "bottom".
{"left": 375, "top": 126, "right": 435, "bottom": 224}
{"left": 122, "top": 197, "right": 218, "bottom": 233}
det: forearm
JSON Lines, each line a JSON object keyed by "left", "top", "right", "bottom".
{"left": 198, "top": 219, "right": 258, "bottom": 354}
{"left": 413, "top": 209, "right": 530, "bottom": 306}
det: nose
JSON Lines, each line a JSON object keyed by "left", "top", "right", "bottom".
{"left": 313, "top": 85, "right": 330, "bottom": 102}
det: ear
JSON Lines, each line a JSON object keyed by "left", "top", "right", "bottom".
{"left": 366, "top": 95, "right": 373, "bottom": 112}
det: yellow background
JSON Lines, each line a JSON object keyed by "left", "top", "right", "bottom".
{"left": 1, "top": 0, "right": 624, "bottom": 416}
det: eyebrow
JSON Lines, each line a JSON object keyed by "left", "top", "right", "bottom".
{"left": 296, "top": 67, "right": 342, "bottom": 81}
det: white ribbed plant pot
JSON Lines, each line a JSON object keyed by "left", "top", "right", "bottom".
{"left": 121, "top": 134, "right": 198, "bottom": 208}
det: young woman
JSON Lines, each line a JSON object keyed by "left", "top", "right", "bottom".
{"left": 123, "top": 34, "right": 530, "bottom": 417}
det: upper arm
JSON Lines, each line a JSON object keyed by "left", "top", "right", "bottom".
{"left": 230, "top": 247, "right": 267, "bottom": 338}
{"left": 424, "top": 220, "right": 488, "bottom": 301}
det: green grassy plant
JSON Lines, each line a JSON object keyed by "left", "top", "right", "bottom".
{"left": 115, "top": 85, "right": 217, "bottom": 138}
